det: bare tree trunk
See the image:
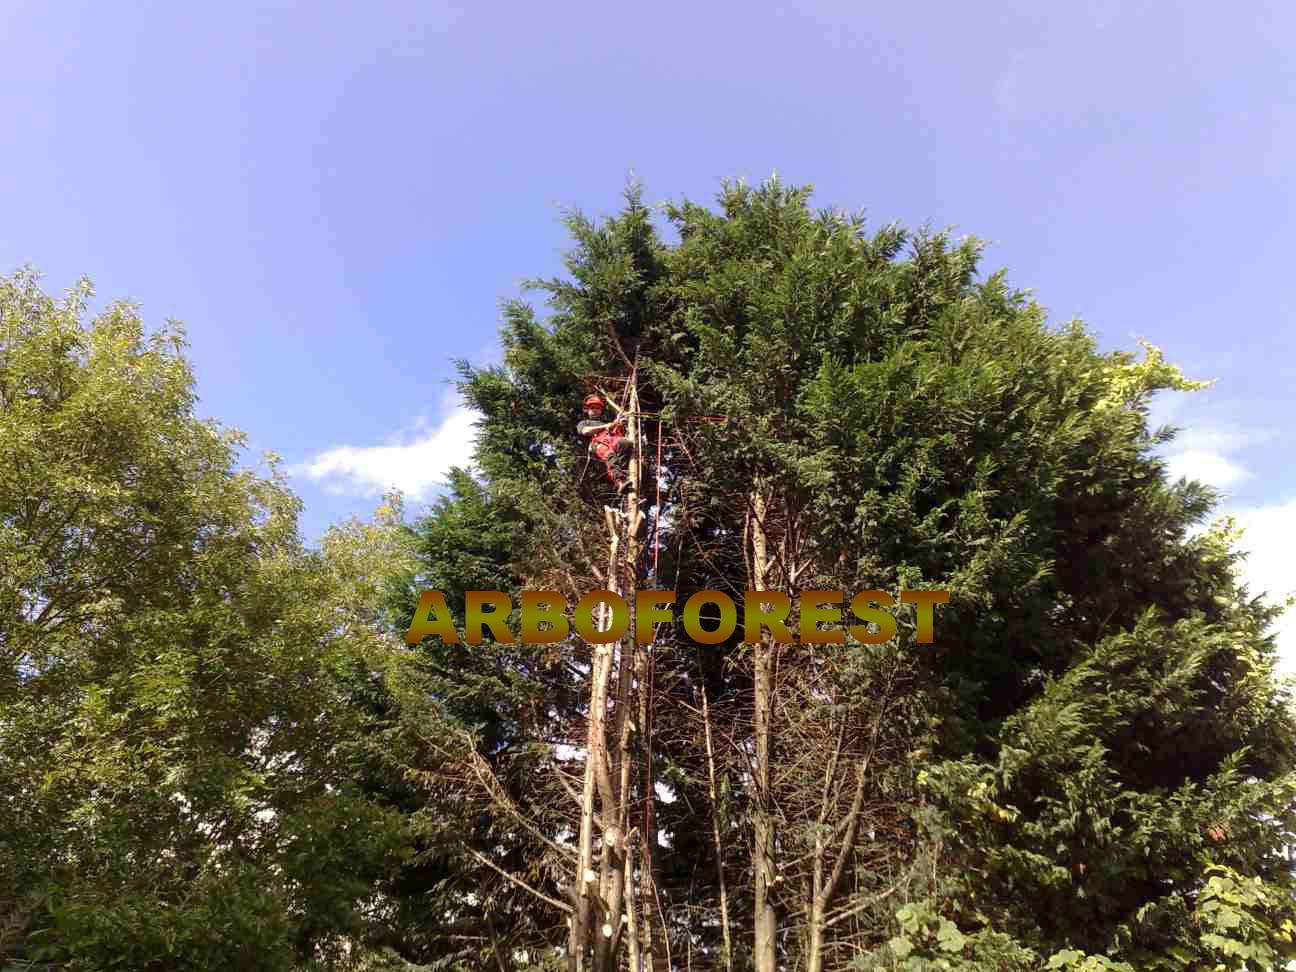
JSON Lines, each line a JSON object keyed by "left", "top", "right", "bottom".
{"left": 571, "top": 512, "right": 622, "bottom": 971}
{"left": 624, "top": 830, "right": 642, "bottom": 972}
{"left": 750, "top": 489, "right": 778, "bottom": 972}
{"left": 586, "top": 380, "right": 654, "bottom": 972}
{"left": 805, "top": 900, "right": 827, "bottom": 972}
{"left": 572, "top": 616, "right": 616, "bottom": 970}
{"left": 637, "top": 641, "right": 662, "bottom": 972}
{"left": 594, "top": 624, "right": 632, "bottom": 971}
{"left": 804, "top": 681, "right": 889, "bottom": 972}
{"left": 700, "top": 683, "right": 734, "bottom": 969}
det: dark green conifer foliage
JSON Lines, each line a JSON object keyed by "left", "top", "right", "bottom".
{"left": 388, "top": 179, "right": 1296, "bottom": 971}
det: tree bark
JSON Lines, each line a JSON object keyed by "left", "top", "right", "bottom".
{"left": 580, "top": 379, "right": 653, "bottom": 972}
{"left": 701, "top": 683, "right": 734, "bottom": 969}
{"left": 750, "top": 489, "right": 778, "bottom": 972}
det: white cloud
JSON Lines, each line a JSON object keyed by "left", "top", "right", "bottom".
{"left": 1159, "top": 424, "right": 1267, "bottom": 492}
{"left": 1226, "top": 498, "right": 1296, "bottom": 673}
{"left": 1164, "top": 449, "right": 1251, "bottom": 489}
{"left": 1148, "top": 420, "right": 1293, "bottom": 668}
{"left": 296, "top": 398, "right": 480, "bottom": 501}
{"left": 1168, "top": 427, "right": 1257, "bottom": 454}
{"left": 1145, "top": 413, "right": 1293, "bottom": 667}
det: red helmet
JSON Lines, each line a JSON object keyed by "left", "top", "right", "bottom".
{"left": 583, "top": 394, "right": 603, "bottom": 409}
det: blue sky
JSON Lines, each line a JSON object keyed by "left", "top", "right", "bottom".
{"left": 3, "top": 1, "right": 1293, "bottom": 660}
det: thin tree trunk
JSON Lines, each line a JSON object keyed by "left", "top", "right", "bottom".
{"left": 805, "top": 693, "right": 887, "bottom": 972}
{"left": 701, "top": 683, "right": 734, "bottom": 969}
{"left": 592, "top": 380, "right": 651, "bottom": 972}
{"left": 805, "top": 900, "right": 827, "bottom": 972}
{"left": 636, "top": 640, "right": 662, "bottom": 972}
{"left": 750, "top": 489, "right": 778, "bottom": 972}
{"left": 571, "top": 528, "right": 622, "bottom": 971}
{"left": 624, "top": 832, "right": 642, "bottom": 972}
{"left": 595, "top": 626, "right": 631, "bottom": 971}
{"left": 572, "top": 632, "right": 615, "bottom": 970}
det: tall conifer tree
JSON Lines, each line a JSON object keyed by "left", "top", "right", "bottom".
{"left": 393, "top": 178, "right": 1296, "bottom": 972}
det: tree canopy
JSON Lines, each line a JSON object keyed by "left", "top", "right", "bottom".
{"left": 3, "top": 177, "right": 1294, "bottom": 972}
{"left": 0, "top": 270, "right": 410, "bottom": 970}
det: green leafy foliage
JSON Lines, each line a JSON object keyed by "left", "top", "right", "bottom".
{"left": 0, "top": 269, "right": 411, "bottom": 970}
{"left": 7, "top": 174, "right": 1296, "bottom": 971}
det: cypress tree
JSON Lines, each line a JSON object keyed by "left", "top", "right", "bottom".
{"left": 392, "top": 178, "right": 1296, "bottom": 972}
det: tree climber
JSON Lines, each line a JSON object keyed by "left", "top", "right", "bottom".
{"left": 577, "top": 393, "right": 635, "bottom": 493}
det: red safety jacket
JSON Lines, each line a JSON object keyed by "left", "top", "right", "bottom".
{"left": 578, "top": 419, "right": 624, "bottom": 459}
